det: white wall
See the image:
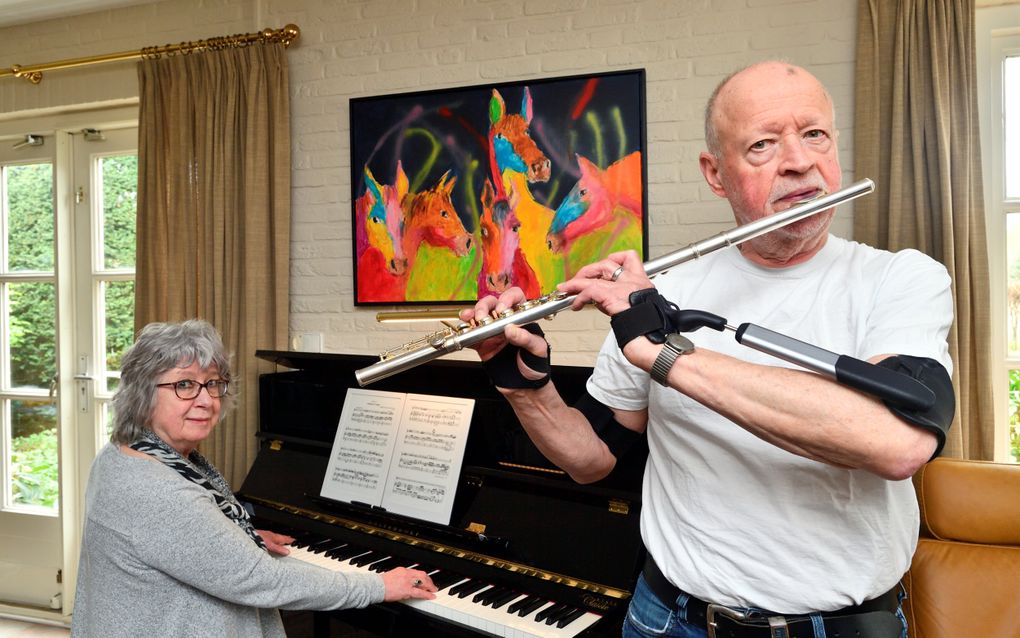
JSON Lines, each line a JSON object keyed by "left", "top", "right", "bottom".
{"left": 0, "top": 0, "right": 859, "bottom": 366}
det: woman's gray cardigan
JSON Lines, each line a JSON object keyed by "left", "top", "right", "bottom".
{"left": 71, "top": 443, "right": 385, "bottom": 637}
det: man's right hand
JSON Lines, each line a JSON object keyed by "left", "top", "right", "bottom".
{"left": 461, "top": 288, "right": 551, "bottom": 386}
{"left": 460, "top": 287, "right": 530, "bottom": 361}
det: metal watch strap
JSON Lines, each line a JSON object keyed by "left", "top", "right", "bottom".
{"left": 650, "top": 334, "right": 694, "bottom": 386}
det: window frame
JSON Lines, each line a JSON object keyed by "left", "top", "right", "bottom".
{"left": 977, "top": 4, "right": 1020, "bottom": 462}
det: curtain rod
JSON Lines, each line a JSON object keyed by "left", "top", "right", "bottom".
{"left": 0, "top": 23, "right": 300, "bottom": 85}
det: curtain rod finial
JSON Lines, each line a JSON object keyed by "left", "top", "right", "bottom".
{"left": 282, "top": 24, "right": 300, "bottom": 47}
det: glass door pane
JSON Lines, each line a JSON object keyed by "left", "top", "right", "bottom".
{"left": 1006, "top": 55, "right": 1019, "bottom": 199}
{"left": 0, "top": 137, "right": 61, "bottom": 609}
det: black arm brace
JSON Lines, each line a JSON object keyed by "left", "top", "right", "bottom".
{"left": 573, "top": 390, "right": 643, "bottom": 458}
{"left": 876, "top": 355, "right": 955, "bottom": 460}
{"left": 481, "top": 323, "right": 551, "bottom": 389}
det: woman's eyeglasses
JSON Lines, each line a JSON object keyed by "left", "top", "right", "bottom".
{"left": 155, "top": 379, "right": 230, "bottom": 399}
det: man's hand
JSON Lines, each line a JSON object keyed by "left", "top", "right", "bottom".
{"left": 461, "top": 288, "right": 551, "bottom": 387}
{"left": 255, "top": 529, "right": 294, "bottom": 556}
{"left": 557, "top": 250, "right": 652, "bottom": 316}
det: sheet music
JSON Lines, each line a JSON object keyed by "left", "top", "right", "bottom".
{"left": 320, "top": 388, "right": 475, "bottom": 525}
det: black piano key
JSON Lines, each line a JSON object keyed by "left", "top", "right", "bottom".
{"left": 350, "top": 550, "right": 389, "bottom": 567}
{"left": 330, "top": 545, "right": 368, "bottom": 561}
{"left": 411, "top": 563, "right": 438, "bottom": 574}
{"left": 369, "top": 556, "right": 406, "bottom": 572}
{"left": 283, "top": 532, "right": 313, "bottom": 546}
{"left": 535, "top": 602, "right": 568, "bottom": 623}
{"left": 507, "top": 594, "right": 539, "bottom": 615}
{"left": 290, "top": 533, "right": 324, "bottom": 549}
{"left": 307, "top": 538, "right": 339, "bottom": 553}
{"left": 556, "top": 607, "right": 587, "bottom": 628}
{"left": 314, "top": 541, "right": 348, "bottom": 555}
{"left": 453, "top": 580, "right": 488, "bottom": 599}
{"left": 446, "top": 578, "right": 474, "bottom": 596}
{"left": 473, "top": 585, "right": 506, "bottom": 604}
{"left": 514, "top": 596, "right": 549, "bottom": 617}
{"left": 544, "top": 604, "right": 579, "bottom": 626}
{"left": 430, "top": 571, "right": 465, "bottom": 590}
{"left": 490, "top": 589, "right": 521, "bottom": 609}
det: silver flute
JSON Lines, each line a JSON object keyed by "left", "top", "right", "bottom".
{"left": 355, "top": 178, "right": 875, "bottom": 387}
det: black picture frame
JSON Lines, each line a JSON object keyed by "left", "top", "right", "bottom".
{"left": 350, "top": 69, "right": 648, "bottom": 306}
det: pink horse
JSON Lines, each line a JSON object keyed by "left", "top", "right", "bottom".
{"left": 546, "top": 151, "right": 642, "bottom": 254}
{"left": 477, "top": 179, "right": 539, "bottom": 298}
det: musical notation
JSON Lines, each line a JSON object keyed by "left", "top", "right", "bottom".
{"left": 321, "top": 389, "right": 475, "bottom": 526}
{"left": 403, "top": 429, "right": 457, "bottom": 452}
{"left": 331, "top": 467, "right": 379, "bottom": 490}
{"left": 397, "top": 452, "right": 451, "bottom": 478}
{"left": 407, "top": 405, "right": 463, "bottom": 428}
{"left": 342, "top": 427, "right": 390, "bottom": 447}
{"left": 390, "top": 477, "right": 446, "bottom": 503}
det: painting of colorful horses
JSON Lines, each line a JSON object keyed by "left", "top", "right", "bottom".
{"left": 350, "top": 70, "right": 647, "bottom": 305}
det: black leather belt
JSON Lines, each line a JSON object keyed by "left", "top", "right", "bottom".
{"left": 641, "top": 556, "right": 904, "bottom": 638}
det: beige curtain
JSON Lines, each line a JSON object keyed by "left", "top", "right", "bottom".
{"left": 135, "top": 44, "right": 291, "bottom": 486}
{"left": 855, "top": 0, "right": 993, "bottom": 459}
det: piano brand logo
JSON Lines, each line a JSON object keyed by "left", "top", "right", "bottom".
{"left": 582, "top": 594, "right": 611, "bottom": 611}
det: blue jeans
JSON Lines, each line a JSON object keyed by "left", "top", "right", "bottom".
{"left": 621, "top": 574, "right": 909, "bottom": 638}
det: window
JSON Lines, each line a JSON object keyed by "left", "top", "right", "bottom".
{"left": 0, "top": 121, "right": 136, "bottom": 610}
{"left": 978, "top": 5, "right": 1020, "bottom": 463}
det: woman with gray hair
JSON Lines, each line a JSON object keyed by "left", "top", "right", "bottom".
{"left": 71, "top": 319, "right": 436, "bottom": 637}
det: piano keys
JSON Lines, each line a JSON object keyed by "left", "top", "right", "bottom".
{"left": 240, "top": 351, "right": 649, "bottom": 638}
{"left": 284, "top": 531, "right": 603, "bottom": 638}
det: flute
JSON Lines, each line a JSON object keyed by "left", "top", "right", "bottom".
{"left": 355, "top": 178, "right": 875, "bottom": 387}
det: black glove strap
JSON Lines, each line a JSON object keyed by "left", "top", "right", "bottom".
{"left": 610, "top": 288, "right": 680, "bottom": 347}
{"left": 482, "top": 323, "right": 551, "bottom": 389}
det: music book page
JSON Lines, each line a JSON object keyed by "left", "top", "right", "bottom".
{"left": 320, "top": 388, "right": 475, "bottom": 525}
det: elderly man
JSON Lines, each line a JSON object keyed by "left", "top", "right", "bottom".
{"left": 464, "top": 61, "right": 953, "bottom": 638}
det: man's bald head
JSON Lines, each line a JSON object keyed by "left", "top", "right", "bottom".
{"left": 704, "top": 61, "right": 835, "bottom": 156}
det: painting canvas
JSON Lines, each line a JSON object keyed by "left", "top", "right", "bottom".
{"left": 350, "top": 70, "right": 647, "bottom": 305}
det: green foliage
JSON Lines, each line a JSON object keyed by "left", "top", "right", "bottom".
{"left": 102, "top": 156, "right": 138, "bottom": 371}
{"left": 7, "top": 164, "right": 57, "bottom": 390}
{"left": 1010, "top": 370, "right": 1020, "bottom": 462}
{"left": 4, "top": 156, "right": 136, "bottom": 510}
{"left": 102, "top": 155, "right": 137, "bottom": 269}
{"left": 11, "top": 428, "right": 58, "bottom": 508}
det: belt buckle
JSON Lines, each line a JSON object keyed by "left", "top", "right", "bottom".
{"left": 707, "top": 604, "right": 790, "bottom": 638}
{"left": 706, "top": 603, "right": 747, "bottom": 638}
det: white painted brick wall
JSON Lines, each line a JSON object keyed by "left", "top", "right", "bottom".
{"left": 0, "top": 0, "right": 858, "bottom": 367}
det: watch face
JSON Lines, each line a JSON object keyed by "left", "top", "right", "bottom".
{"left": 667, "top": 333, "right": 694, "bottom": 353}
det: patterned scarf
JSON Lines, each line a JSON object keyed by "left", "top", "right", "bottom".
{"left": 130, "top": 430, "right": 267, "bottom": 551}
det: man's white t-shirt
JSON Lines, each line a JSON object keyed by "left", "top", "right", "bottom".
{"left": 587, "top": 235, "right": 953, "bottom": 614}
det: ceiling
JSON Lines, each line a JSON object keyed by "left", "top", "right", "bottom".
{"left": 0, "top": 0, "right": 155, "bottom": 29}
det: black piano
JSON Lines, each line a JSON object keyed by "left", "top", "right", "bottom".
{"left": 239, "top": 350, "right": 648, "bottom": 638}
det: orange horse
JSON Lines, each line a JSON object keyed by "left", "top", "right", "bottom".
{"left": 355, "top": 163, "right": 472, "bottom": 302}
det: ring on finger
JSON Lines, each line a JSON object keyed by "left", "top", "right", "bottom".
{"left": 412, "top": 578, "right": 423, "bottom": 587}
{"left": 610, "top": 266, "right": 624, "bottom": 282}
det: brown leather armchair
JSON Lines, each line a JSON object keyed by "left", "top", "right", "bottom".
{"left": 902, "top": 458, "right": 1020, "bottom": 637}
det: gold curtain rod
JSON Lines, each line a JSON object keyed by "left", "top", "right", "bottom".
{"left": 1, "top": 23, "right": 300, "bottom": 84}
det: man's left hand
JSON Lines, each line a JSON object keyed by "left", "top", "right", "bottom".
{"left": 557, "top": 250, "right": 652, "bottom": 315}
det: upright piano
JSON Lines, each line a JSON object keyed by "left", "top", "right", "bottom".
{"left": 239, "top": 350, "right": 648, "bottom": 638}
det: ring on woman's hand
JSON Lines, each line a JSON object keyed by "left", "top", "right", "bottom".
{"left": 412, "top": 578, "right": 423, "bottom": 587}
{"left": 610, "top": 266, "right": 624, "bottom": 282}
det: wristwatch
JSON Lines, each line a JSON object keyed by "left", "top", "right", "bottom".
{"left": 650, "top": 333, "right": 695, "bottom": 386}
